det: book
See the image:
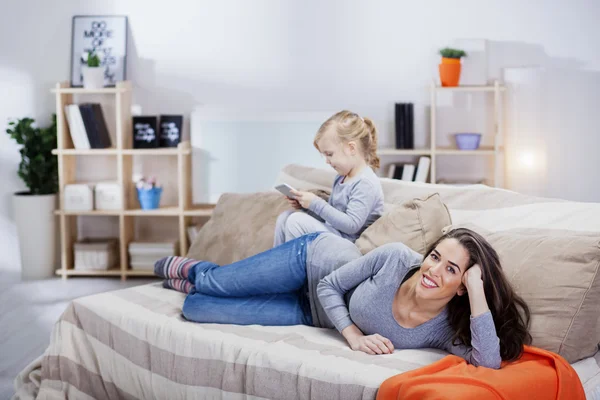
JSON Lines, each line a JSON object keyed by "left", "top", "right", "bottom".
{"left": 414, "top": 156, "right": 431, "bottom": 183}
{"left": 395, "top": 103, "right": 414, "bottom": 149}
{"left": 79, "top": 103, "right": 111, "bottom": 149}
{"left": 64, "top": 105, "right": 91, "bottom": 149}
{"left": 91, "top": 104, "right": 112, "bottom": 148}
{"left": 405, "top": 103, "right": 414, "bottom": 149}
{"left": 395, "top": 103, "right": 406, "bottom": 149}
{"left": 393, "top": 165, "right": 404, "bottom": 180}
{"left": 387, "top": 164, "right": 396, "bottom": 179}
{"left": 401, "top": 164, "right": 415, "bottom": 181}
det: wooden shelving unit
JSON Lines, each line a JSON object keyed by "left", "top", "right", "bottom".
{"left": 52, "top": 81, "right": 214, "bottom": 280}
{"left": 378, "top": 81, "right": 505, "bottom": 187}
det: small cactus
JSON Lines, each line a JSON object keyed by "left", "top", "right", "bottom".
{"left": 87, "top": 51, "right": 101, "bottom": 67}
{"left": 439, "top": 48, "right": 467, "bottom": 59}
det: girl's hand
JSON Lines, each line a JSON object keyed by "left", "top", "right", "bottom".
{"left": 463, "top": 263, "right": 484, "bottom": 291}
{"left": 348, "top": 333, "right": 395, "bottom": 355}
{"left": 286, "top": 197, "right": 302, "bottom": 209}
{"left": 289, "top": 189, "right": 317, "bottom": 209}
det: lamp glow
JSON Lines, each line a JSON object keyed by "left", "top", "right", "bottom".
{"left": 519, "top": 152, "right": 536, "bottom": 169}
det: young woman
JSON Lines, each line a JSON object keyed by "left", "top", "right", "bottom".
{"left": 154, "top": 228, "right": 531, "bottom": 369}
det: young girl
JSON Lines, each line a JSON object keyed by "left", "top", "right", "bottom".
{"left": 273, "top": 110, "right": 384, "bottom": 247}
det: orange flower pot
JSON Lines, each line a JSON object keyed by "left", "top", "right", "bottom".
{"left": 439, "top": 57, "right": 462, "bottom": 87}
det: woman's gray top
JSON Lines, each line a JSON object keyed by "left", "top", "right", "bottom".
{"left": 305, "top": 233, "right": 502, "bottom": 369}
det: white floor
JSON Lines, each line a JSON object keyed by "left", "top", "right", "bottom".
{"left": 0, "top": 266, "right": 156, "bottom": 400}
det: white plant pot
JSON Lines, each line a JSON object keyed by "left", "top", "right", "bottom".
{"left": 13, "top": 193, "right": 57, "bottom": 280}
{"left": 82, "top": 66, "right": 105, "bottom": 89}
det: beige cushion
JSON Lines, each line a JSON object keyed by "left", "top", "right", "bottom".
{"left": 187, "top": 189, "right": 330, "bottom": 266}
{"left": 355, "top": 193, "right": 452, "bottom": 255}
{"left": 454, "top": 224, "right": 600, "bottom": 364}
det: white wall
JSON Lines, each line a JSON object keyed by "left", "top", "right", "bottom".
{"left": 1, "top": 0, "right": 599, "bottom": 272}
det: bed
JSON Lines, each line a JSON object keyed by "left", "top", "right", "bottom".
{"left": 13, "top": 282, "right": 600, "bottom": 399}
{"left": 13, "top": 163, "right": 600, "bottom": 399}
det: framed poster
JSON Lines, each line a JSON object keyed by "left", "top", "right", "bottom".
{"left": 70, "top": 15, "right": 128, "bottom": 87}
{"left": 159, "top": 115, "right": 183, "bottom": 147}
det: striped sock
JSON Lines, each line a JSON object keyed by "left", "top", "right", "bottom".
{"left": 162, "top": 279, "right": 193, "bottom": 294}
{"left": 154, "top": 256, "right": 198, "bottom": 279}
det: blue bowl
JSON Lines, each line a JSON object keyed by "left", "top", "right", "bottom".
{"left": 455, "top": 133, "right": 482, "bottom": 150}
{"left": 137, "top": 187, "right": 163, "bottom": 210}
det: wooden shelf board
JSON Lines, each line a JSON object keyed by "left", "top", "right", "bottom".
{"left": 124, "top": 207, "right": 181, "bottom": 216}
{"left": 121, "top": 148, "right": 191, "bottom": 155}
{"left": 378, "top": 148, "right": 432, "bottom": 156}
{"left": 434, "top": 85, "right": 506, "bottom": 92}
{"left": 56, "top": 206, "right": 215, "bottom": 217}
{"left": 52, "top": 148, "right": 119, "bottom": 155}
{"left": 52, "top": 87, "right": 128, "bottom": 94}
{"left": 52, "top": 148, "right": 191, "bottom": 156}
{"left": 56, "top": 268, "right": 123, "bottom": 276}
{"left": 435, "top": 147, "right": 500, "bottom": 155}
{"left": 56, "top": 268, "right": 159, "bottom": 277}
{"left": 56, "top": 210, "right": 121, "bottom": 216}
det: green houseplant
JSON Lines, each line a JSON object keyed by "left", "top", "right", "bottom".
{"left": 6, "top": 115, "right": 59, "bottom": 279}
{"left": 82, "top": 50, "right": 105, "bottom": 89}
{"left": 438, "top": 47, "right": 467, "bottom": 87}
{"left": 87, "top": 51, "right": 101, "bottom": 67}
{"left": 6, "top": 115, "right": 58, "bottom": 194}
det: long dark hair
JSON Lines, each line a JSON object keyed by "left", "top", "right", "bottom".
{"left": 425, "top": 228, "right": 532, "bottom": 361}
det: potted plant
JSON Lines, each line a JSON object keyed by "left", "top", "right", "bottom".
{"left": 81, "top": 50, "right": 105, "bottom": 89}
{"left": 6, "top": 115, "right": 59, "bottom": 279}
{"left": 438, "top": 47, "right": 467, "bottom": 87}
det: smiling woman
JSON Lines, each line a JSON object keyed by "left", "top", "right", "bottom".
{"left": 154, "top": 226, "right": 531, "bottom": 370}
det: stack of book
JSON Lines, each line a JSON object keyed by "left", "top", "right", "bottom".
{"left": 128, "top": 241, "right": 179, "bottom": 271}
{"left": 395, "top": 103, "right": 414, "bottom": 149}
{"left": 64, "top": 103, "right": 112, "bottom": 149}
{"left": 387, "top": 156, "right": 431, "bottom": 182}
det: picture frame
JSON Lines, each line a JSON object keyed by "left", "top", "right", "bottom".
{"left": 159, "top": 115, "right": 183, "bottom": 148}
{"left": 70, "top": 15, "right": 128, "bottom": 87}
{"left": 133, "top": 116, "right": 159, "bottom": 149}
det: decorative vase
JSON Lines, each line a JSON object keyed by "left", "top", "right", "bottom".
{"left": 13, "top": 192, "right": 57, "bottom": 280}
{"left": 439, "top": 57, "right": 462, "bottom": 87}
{"left": 137, "top": 187, "right": 163, "bottom": 210}
{"left": 82, "top": 66, "right": 105, "bottom": 89}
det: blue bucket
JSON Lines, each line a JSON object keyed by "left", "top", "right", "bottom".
{"left": 137, "top": 187, "right": 163, "bottom": 210}
{"left": 455, "top": 133, "right": 482, "bottom": 150}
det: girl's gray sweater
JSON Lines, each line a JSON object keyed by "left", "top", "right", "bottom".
{"left": 307, "top": 167, "right": 384, "bottom": 242}
{"left": 305, "top": 233, "right": 502, "bottom": 369}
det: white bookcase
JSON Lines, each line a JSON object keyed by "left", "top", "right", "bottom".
{"left": 379, "top": 81, "right": 506, "bottom": 187}
{"left": 51, "top": 81, "right": 214, "bottom": 279}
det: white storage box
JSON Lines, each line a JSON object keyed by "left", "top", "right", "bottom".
{"left": 74, "top": 238, "right": 118, "bottom": 270}
{"left": 94, "top": 182, "right": 122, "bottom": 211}
{"left": 64, "top": 184, "right": 94, "bottom": 211}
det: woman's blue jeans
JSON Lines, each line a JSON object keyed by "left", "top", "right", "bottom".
{"left": 181, "top": 233, "right": 321, "bottom": 326}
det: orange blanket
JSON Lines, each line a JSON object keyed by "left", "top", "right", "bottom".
{"left": 377, "top": 346, "right": 585, "bottom": 400}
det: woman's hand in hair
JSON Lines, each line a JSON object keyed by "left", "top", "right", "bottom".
{"left": 463, "top": 264, "right": 490, "bottom": 318}
{"left": 289, "top": 189, "right": 317, "bottom": 209}
{"left": 462, "top": 263, "right": 484, "bottom": 291}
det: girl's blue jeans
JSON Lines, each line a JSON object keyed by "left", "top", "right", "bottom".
{"left": 182, "top": 233, "right": 321, "bottom": 326}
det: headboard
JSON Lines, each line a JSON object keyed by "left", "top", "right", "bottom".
{"left": 190, "top": 108, "right": 334, "bottom": 203}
